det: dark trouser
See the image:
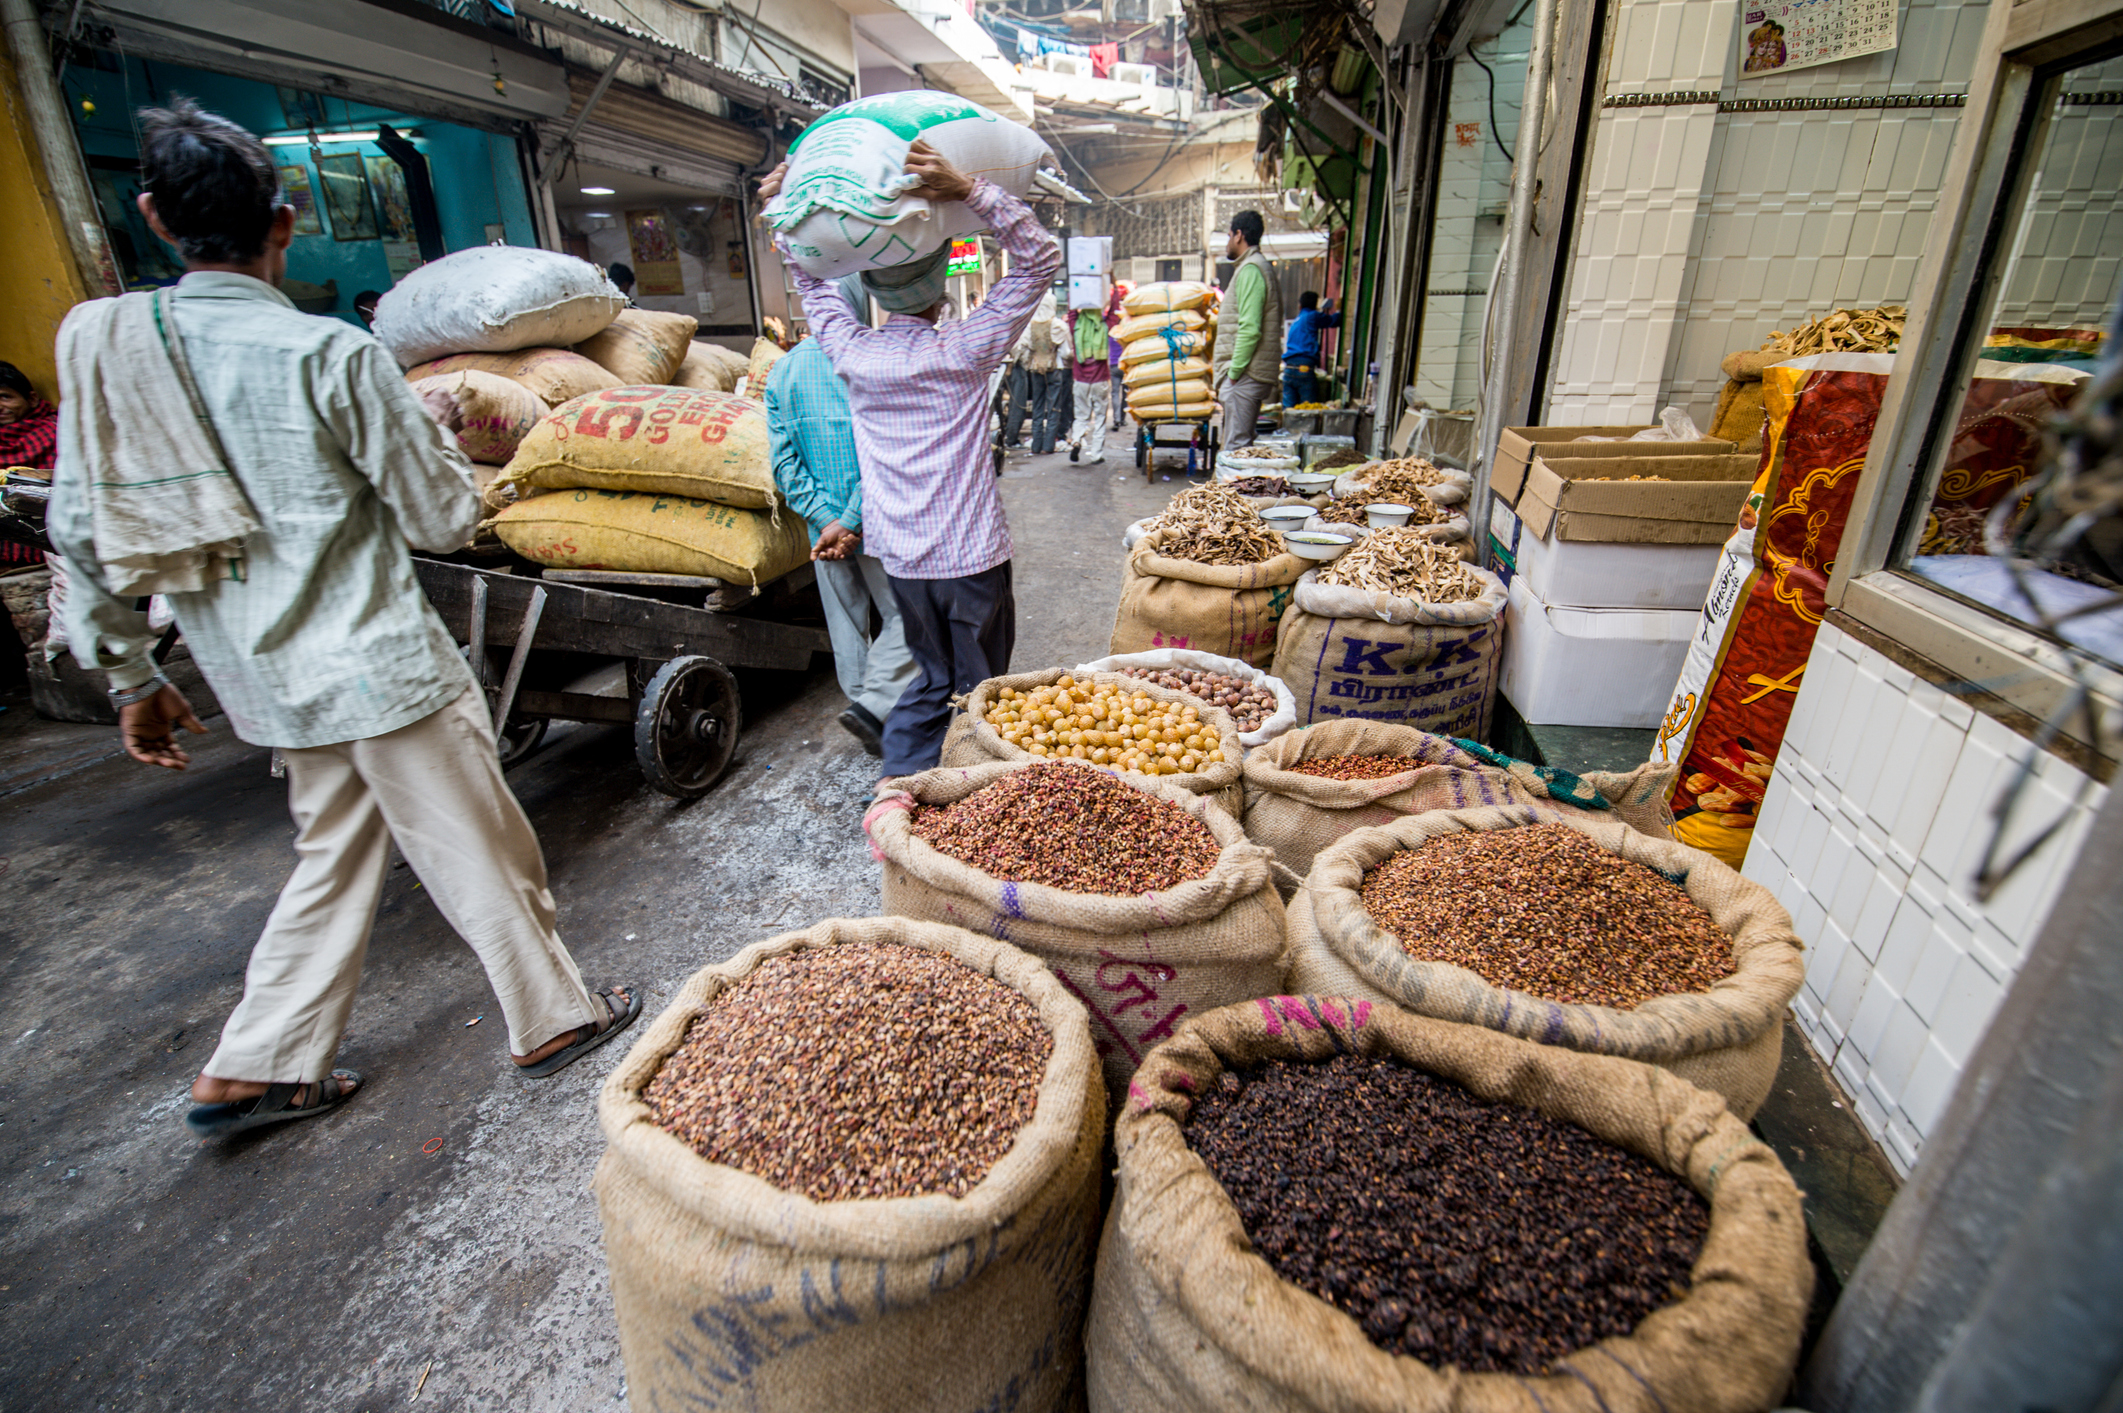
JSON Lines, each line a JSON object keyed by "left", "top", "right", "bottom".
{"left": 1022, "top": 368, "right": 1063, "bottom": 454}
{"left": 1282, "top": 362, "right": 1318, "bottom": 407}
{"left": 1110, "top": 364, "right": 1125, "bottom": 427}
{"left": 882, "top": 561, "right": 1017, "bottom": 777}
{"left": 1005, "top": 364, "right": 1031, "bottom": 445}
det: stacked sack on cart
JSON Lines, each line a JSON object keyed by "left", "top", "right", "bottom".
{"left": 1116, "top": 282, "right": 1218, "bottom": 424}
{"left": 372, "top": 246, "right": 803, "bottom": 584}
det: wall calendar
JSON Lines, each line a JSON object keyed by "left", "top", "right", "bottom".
{"left": 1740, "top": 0, "right": 1898, "bottom": 77}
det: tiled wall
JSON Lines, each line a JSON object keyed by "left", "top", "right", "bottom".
{"left": 1546, "top": 0, "right": 1992, "bottom": 426}
{"left": 1991, "top": 56, "right": 2123, "bottom": 327}
{"left": 1742, "top": 622, "right": 2107, "bottom": 1175}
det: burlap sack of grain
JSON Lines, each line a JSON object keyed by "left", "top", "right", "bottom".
{"left": 1122, "top": 281, "right": 1215, "bottom": 316}
{"left": 1127, "top": 399, "right": 1217, "bottom": 423}
{"left": 1270, "top": 566, "right": 1507, "bottom": 738}
{"left": 868, "top": 761, "right": 1288, "bottom": 1105}
{"left": 491, "top": 488, "right": 810, "bottom": 583}
{"left": 1085, "top": 997, "right": 1812, "bottom": 1413}
{"left": 410, "top": 369, "right": 545, "bottom": 466}
{"left": 1126, "top": 378, "right": 1214, "bottom": 409}
{"left": 1708, "top": 378, "right": 1769, "bottom": 453}
{"left": 1113, "top": 309, "right": 1205, "bottom": 345}
{"left": 497, "top": 386, "right": 777, "bottom": 508}
{"left": 1285, "top": 807, "right": 1803, "bottom": 1118}
{"left": 1123, "top": 356, "right": 1213, "bottom": 390}
{"left": 939, "top": 667, "right": 1246, "bottom": 819}
{"left": 670, "top": 340, "right": 748, "bottom": 392}
{"left": 744, "top": 336, "right": 785, "bottom": 398}
{"left": 1109, "top": 528, "right": 1307, "bottom": 670}
{"left": 1120, "top": 329, "right": 1207, "bottom": 366}
{"left": 596, "top": 915, "right": 1104, "bottom": 1413}
{"left": 1242, "top": 720, "right": 1677, "bottom": 877}
{"left": 573, "top": 307, "right": 700, "bottom": 386}
{"left": 406, "top": 347, "right": 622, "bottom": 406}
{"left": 371, "top": 246, "right": 624, "bottom": 365}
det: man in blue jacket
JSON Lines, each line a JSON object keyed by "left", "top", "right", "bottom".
{"left": 764, "top": 276, "right": 917, "bottom": 756}
{"left": 1282, "top": 290, "right": 1341, "bottom": 407}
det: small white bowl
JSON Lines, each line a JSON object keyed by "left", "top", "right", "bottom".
{"left": 1365, "top": 502, "right": 1414, "bottom": 529}
{"left": 1289, "top": 471, "right": 1338, "bottom": 494}
{"left": 1285, "top": 531, "right": 1354, "bottom": 562}
{"left": 1259, "top": 505, "right": 1315, "bottom": 531}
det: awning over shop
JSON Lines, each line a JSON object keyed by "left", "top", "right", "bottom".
{"left": 510, "top": 0, "right": 825, "bottom": 126}
{"left": 72, "top": 0, "right": 572, "bottom": 131}
{"left": 536, "top": 70, "right": 769, "bottom": 194}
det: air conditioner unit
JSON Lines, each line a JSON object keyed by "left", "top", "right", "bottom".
{"left": 1111, "top": 62, "right": 1156, "bottom": 88}
{"left": 1041, "top": 53, "right": 1090, "bottom": 78}
{"left": 1130, "top": 258, "right": 1164, "bottom": 284}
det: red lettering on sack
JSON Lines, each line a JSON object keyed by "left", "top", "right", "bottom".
{"left": 574, "top": 402, "right": 645, "bottom": 441}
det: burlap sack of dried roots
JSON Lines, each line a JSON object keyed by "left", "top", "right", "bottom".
{"left": 1108, "top": 528, "right": 1307, "bottom": 669}
{"left": 940, "top": 667, "right": 1246, "bottom": 820}
{"left": 595, "top": 915, "right": 1104, "bottom": 1413}
{"left": 1085, "top": 998, "right": 1812, "bottom": 1413}
{"left": 867, "top": 760, "right": 1288, "bottom": 1105}
{"left": 1271, "top": 565, "right": 1507, "bottom": 739}
{"left": 1285, "top": 807, "right": 1803, "bottom": 1118}
{"left": 1243, "top": 719, "right": 1677, "bottom": 876}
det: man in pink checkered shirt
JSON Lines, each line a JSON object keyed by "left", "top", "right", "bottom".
{"left": 760, "top": 142, "right": 1060, "bottom": 777}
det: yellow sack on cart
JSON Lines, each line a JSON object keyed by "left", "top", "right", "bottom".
{"left": 1120, "top": 330, "right": 1207, "bottom": 366}
{"left": 1129, "top": 378, "right": 1213, "bottom": 409}
{"left": 1114, "top": 309, "right": 1206, "bottom": 344}
{"left": 1124, "top": 357, "right": 1213, "bottom": 389}
{"left": 492, "top": 488, "right": 811, "bottom": 583}
{"left": 573, "top": 308, "right": 699, "bottom": 386}
{"left": 1131, "top": 400, "right": 1217, "bottom": 423}
{"left": 406, "top": 347, "right": 620, "bottom": 406}
{"left": 498, "top": 386, "right": 777, "bottom": 508}
{"left": 1122, "top": 281, "right": 1215, "bottom": 316}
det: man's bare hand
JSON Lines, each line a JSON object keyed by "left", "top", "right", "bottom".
{"left": 417, "top": 384, "right": 464, "bottom": 434}
{"left": 812, "top": 521, "right": 860, "bottom": 562}
{"left": 756, "top": 160, "right": 789, "bottom": 206}
{"left": 120, "top": 683, "right": 208, "bottom": 770}
{"left": 903, "top": 141, "right": 974, "bottom": 204}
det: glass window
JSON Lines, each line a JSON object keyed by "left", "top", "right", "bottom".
{"left": 1894, "top": 53, "right": 2123, "bottom": 669}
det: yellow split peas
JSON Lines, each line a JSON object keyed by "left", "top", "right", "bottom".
{"left": 984, "top": 676, "right": 1225, "bottom": 776}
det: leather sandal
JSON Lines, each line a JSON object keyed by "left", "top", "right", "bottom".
{"left": 184, "top": 1069, "right": 362, "bottom": 1139}
{"left": 514, "top": 987, "right": 642, "bottom": 1079}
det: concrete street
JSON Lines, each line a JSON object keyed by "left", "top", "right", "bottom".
{"left": 0, "top": 444, "right": 1179, "bottom": 1412}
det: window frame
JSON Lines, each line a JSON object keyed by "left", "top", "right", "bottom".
{"left": 1827, "top": 0, "right": 2123, "bottom": 764}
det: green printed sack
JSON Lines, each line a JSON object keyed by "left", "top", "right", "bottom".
{"left": 765, "top": 93, "right": 1053, "bottom": 279}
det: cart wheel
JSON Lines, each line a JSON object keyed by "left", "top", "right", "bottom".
{"left": 634, "top": 655, "right": 741, "bottom": 798}
{"left": 495, "top": 714, "right": 547, "bottom": 768}
{"left": 1135, "top": 426, "right": 1146, "bottom": 468}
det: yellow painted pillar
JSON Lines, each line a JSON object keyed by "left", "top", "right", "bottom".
{"left": 0, "top": 32, "right": 90, "bottom": 402}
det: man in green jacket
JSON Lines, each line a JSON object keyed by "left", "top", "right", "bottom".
{"left": 1214, "top": 209, "right": 1281, "bottom": 449}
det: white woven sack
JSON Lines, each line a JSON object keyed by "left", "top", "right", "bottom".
{"left": 1218, "top": 452, "right": 1301, "bottom": 475}
{"left": 1333, "top": 462, "right": 1474, "bottom": 508}
{"left": 370, "top": 247, "right": 625, "bottom": 366}
{"left": 766, "top": 93, "right": 1053, "bottom": 280}
{"left": 1074, "top": 648, "right": 1299, "bottom": 749}
{"left": 1292, "top": 563, "right": 1506, "bottom": 628}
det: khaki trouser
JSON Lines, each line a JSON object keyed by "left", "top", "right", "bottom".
{"left": 1219, "top": 372, "right": 1274, "bottom": 448}
{"left": 203, "top": 688, "right": 600, "bottom": 1084}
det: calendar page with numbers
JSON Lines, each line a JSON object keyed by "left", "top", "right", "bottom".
{"left": 1739, "top": 0, "right": 1898, "bottom": 77}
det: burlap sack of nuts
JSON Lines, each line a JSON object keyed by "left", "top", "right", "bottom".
{"left": 1285, "top": 807, "right": 1803, "bottom": 1118}
{"left": 940, "top": 667, "right": 1246, "bottom": 820}
{"left": 1108, "top": 528, "right": 1307, "bottom": 668}
{"left": 1243, "top": 720, "right": 1677, "bottom": 876}
{"left": 868, "top": 761, "right": 1288, "bottom": 1105}
{"left": 595, "top": 916, "right": 1103, "bottom": 1413}
{"left": 1086, "top": 998, "right": 1812, "bottom": 1413}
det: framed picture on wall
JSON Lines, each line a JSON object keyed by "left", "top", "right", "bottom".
{"left": 316, "top": 154, "right": 378, "bottom": 241}
{"left": 277, "top": 164, "right": 324, "bottom": 235}
{"left": 625, "top": 209, "right": 686, "bottom": 296}
{"left": 364, "top": 156, "right": 420, "bottom": 276}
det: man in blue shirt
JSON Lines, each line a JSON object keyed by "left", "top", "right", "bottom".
{"left": 1281, "top": 290, "right": 1341, "bottom": 407}
{"left": 765, "top": 276, "right": 917, "bottom": 757}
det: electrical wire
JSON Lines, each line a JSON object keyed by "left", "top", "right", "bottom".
{"left": 1465, "top": 47, "right": 1516, "bottom": 167}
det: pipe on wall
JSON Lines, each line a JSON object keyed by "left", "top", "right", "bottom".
{"left": 1, "top": 0, "right": 121, "bottom": 296}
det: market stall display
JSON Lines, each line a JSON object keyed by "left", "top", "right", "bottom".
{"left": 1285, "top": 806, "right": 1805, "bottom": 1117}
{"left": 1240, "top": 719, "right": 1677, "bottom": 876}
{"left": 940, "top": 668, "right": 1245, "bottom": 817}
{"left": 370, "top": 245, "right": 625, "bottom": 366}
{"left": 596, "top": 916, "right": 1101, "bottom": 1413}
{"left": 1333, "top": 455, "right": 1472, "bottom": 507}
{"left": 1085, "top": 999, "right": 1812, "bottom": 1411}
{"left": 865, "top": 760, "right": 1286, "bottom": 1102}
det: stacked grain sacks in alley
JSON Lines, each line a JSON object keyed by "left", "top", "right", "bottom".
{"left": 1117, "top": 282, "right": 1217, "bottom": 424}
{"left": 370, "top": 247, "right": 799, "bottom": 586}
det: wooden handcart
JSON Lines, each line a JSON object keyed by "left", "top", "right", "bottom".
{"left": 414, "top": 558, "right": 832, "bottom": 800}
{"left": 1132, "top": 415, "right": 1219, "bottom": 483}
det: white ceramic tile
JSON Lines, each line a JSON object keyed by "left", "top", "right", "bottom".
{"left": 1931, "top": 950, "right": 2008, "bottom": 1067}
{"left": 1830, "top": 835, "right": 1878, "bottom": 946}
{"left": 1846, "top": 970, "right": 1901, "bottom": 1059}
{"left": 1824, "top": 929, "right": 1870, "bottom": 1024}
{"left": 1810, "top": 820, "right": 1855, "bottom": 911}
{"left": 1854, "top": 860, "right": 1908, "bottom": 960}
{"left": 1803, "top": 902, "right": 1849, "bottom": 995}
{"left": 1868, "top": 998, "right": 1932, "bottom": 1102}
{"left": 1903, "top": 912, "right": 1971, "bottom": 1024}
{"left": 1883, "top": 1117, "right": 1921, "bottom": 1176}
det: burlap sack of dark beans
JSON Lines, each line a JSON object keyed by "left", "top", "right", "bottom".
{"left": 1085, "top": 997, "right": 1812, "bottom": 1413}
{"left": 867, "top": 761, "right": 1288, "bottom": 1105}
{"left": 1285, "top": 806, "right": 1803, "bottom": 1118}
{"left": 595, "top": 915, "right": 1104, "bottom": 1413}
{"left": 1243, "top": 719, "right": 1678, "bottom": 877}
{"left": 1108, "top": 527, "right": 1308, "bottom": 668}
{"left": 1270, "top": 566, "right": 1507, "bottom": 738}
{"left": 939, "top": 667, "right": 1245, "bottom": 820}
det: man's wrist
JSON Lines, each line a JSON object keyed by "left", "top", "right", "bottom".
{"left": 108, "top": 673, "right": 171, "bottom": 708}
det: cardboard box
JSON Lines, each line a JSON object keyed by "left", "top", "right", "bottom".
{"left": 1516, "top": 452, "right": 1758, "bottom": 544}
{"left": 1491, "top": 426, "right": 1737, "bottom": 506}
{"left": 1067, "top": 237, "right": 1113, "bottom": 277}
{"left": 1498, "top": 577, "right": 1698, "bottom": 729}
{"left": 1068, "top": 273, "right": 1110, "bottom": 311}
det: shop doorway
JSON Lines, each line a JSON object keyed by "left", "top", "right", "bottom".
{"left": 553, "top": 161, "right": 760, "bottom": 354}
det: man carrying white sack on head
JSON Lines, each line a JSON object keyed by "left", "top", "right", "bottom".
{"left": 757, "top": 141, "right": 1059, "bottom": 779}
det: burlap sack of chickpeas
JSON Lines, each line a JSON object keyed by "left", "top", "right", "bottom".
{"left": 867, "top": 761, "right": 1288, "bottom": 1106}
{"left": 1285, "top": 807, "right": 1803, "bottom": 1118}
{"left": 1243, "top": 719, "right": 1677, "bottom": 877}
{"left": 1086, "top": 998, "right": 1812, "bottom": 1413}
{"left": 595, "top": 916, "right": 1104, "bottom": 1413}
{"left": 1108, "top": 528, "right": 1307, "bottom": 668}
{"left": 940, "top": 667, "right": 1245, "bottom": 820}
